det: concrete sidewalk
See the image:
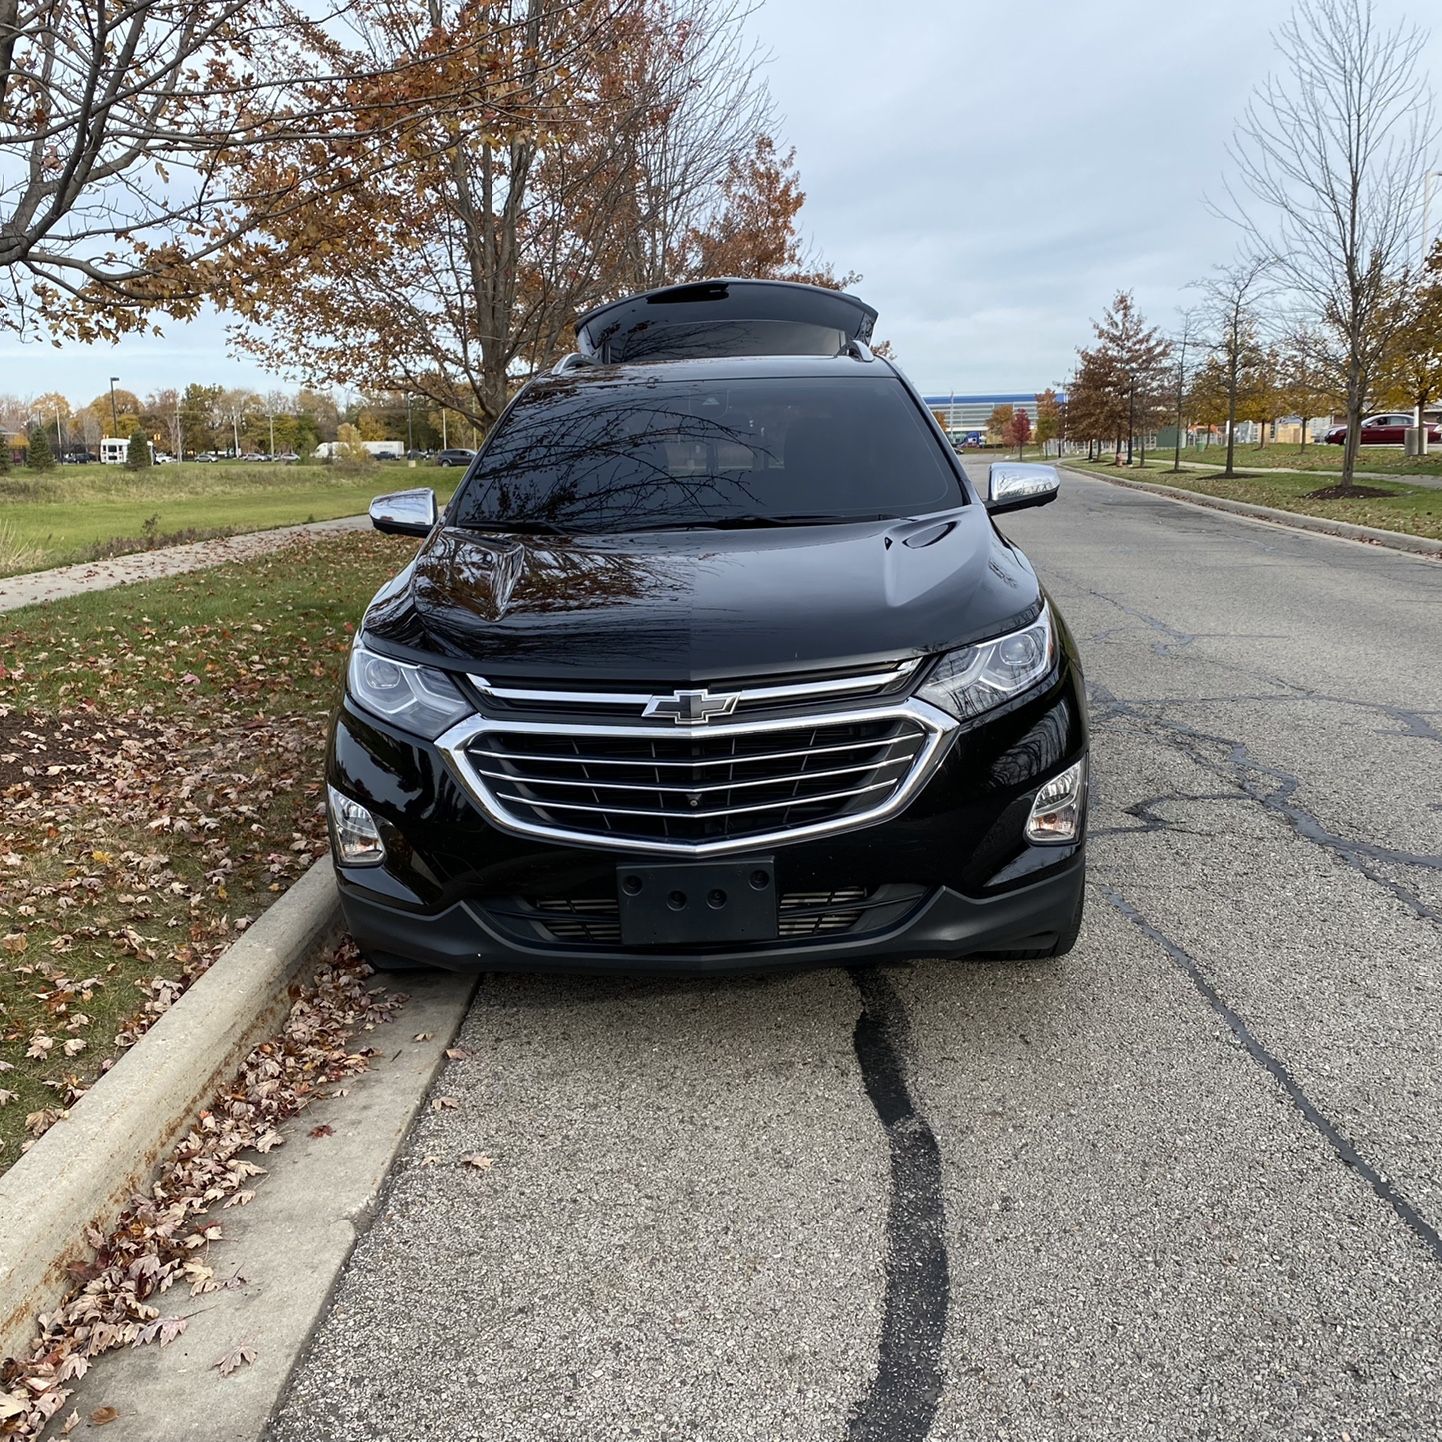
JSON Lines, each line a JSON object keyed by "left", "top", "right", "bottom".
{"left": 0, "top": 514, "right": 370, "bottom": 616}
{"left": 1150, "top": 452, "right": 1442, "bottom": 490}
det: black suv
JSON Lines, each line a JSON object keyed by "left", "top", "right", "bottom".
{"left": 326, "top": 280, "right": 1087, "bottom": 972}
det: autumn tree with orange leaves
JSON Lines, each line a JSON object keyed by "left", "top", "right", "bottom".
{"left": 230, "top": 0, "right": 852, "bottom": 430}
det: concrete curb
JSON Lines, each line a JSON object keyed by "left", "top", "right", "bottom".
{"left": 0, "top": 859, "right": 342, "bottom": 1364}
{"left": 1062, "top": 466, "right": 1442, "bottom": 559}
{"left": 52, "top": 972, "right": 478, "bottom": 1442}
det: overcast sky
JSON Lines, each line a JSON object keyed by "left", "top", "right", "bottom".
{"left": 4, "top": 0, "right": 1440, "bottom": 404}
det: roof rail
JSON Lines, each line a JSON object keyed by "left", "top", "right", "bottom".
{"left": 551, "top": 352, "right": 593, "bottom": 374}
{"left": 842, "top": 338, "right": 874, "bottom": 362}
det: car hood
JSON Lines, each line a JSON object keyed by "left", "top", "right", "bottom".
{"left": 360, "top": 509, "right": 1040, "bottom": 683}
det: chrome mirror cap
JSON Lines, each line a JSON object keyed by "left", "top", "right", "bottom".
{"left": 370, "top": 488, "right": 438, "bottom": 536}
{"left": 986, "top": 463, "right": 1060, "bottom": 515}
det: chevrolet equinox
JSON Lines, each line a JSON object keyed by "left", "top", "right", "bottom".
{"left": 326, "top": 279, "right": 1087, "bottom": 972}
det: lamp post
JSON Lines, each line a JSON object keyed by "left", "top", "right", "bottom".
{"left": 108, "top": 376, "right": 120, "bottom": 436}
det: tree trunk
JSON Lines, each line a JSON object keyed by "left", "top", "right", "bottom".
{"left": 1340, "top": 357, "right": 1364, "bottom": 494}
{"left": 1223, "top": 366, "right": 1238, "bottom": 478}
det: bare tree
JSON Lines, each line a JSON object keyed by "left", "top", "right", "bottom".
{"left": 1197, "top": 256, "right": 1268, "bottom": 478}
{"left": 611, "top": 0, "right": 774, "bottom": 292}
{"left": 1223, "top": 0, "right": 1436, "bottom": 491}
{"left": 1168, "top": 308, "right": 1201, "bottom": 473}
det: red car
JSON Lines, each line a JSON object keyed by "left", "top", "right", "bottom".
{"left": 1324, "top": 412, "right": 1442, "bottom": 445}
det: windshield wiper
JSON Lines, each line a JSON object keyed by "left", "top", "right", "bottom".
{"left": 630, "top": 512, "right": 901, "bottom": 531}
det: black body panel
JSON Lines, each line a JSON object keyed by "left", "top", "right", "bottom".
{"left": 361, "top": 509, "right": 1040, "bottom": 682}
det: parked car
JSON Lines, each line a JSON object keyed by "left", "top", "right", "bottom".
{"left": 434, "top": 448, "right": 475, "bottom": 468}
{"left": 326, "top": 279, "right": 1087, "bottom": 973}
{"left": 1324, "top": 413, "right": 1442, "bottom": 445}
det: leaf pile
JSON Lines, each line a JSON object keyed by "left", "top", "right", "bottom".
{"left": 0, "top": 941, "right": 404, "bottom": 1437}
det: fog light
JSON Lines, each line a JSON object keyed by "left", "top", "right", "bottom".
{"left": 327, "top": 785, "right": 385, "bottom": 866}
{"left": 1025, "top": 758, "right": 1086, "bottom": 843}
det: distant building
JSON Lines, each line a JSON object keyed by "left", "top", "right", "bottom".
{"left": 1, "top": 430, "right": 24, "bottom": 466}
{"left": 100, "top": 436, "right": 156, "bottom": 464}
{"left": 922, "top": 392, "right": 1063, "bottom": 433}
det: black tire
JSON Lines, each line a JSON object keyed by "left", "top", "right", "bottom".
{"left": 977, "top": 881, "right": 1085, "bottom": 961}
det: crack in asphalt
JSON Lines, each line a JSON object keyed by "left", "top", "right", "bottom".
{"left": 1090, "top": 683, "right": 1442, "bottom": 924}
{"left": 1087, "top": 688, "right": 1442, "bottom": 748}
{"left": 1104, "top": 886, "right": 1442, "bottom": 1267}
{"left": 846, "top": 968, "right": 949, "bottom": 1442}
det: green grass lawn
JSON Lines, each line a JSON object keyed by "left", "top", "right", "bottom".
{"left": 1163, "top": 442, "right": 1442, "bottom": 476}
{"left": 1067, "top": 458, "right": 1442, "bottom": 541}
{"left": 0, "top": 460, "right": 452, "bottom": 576}
{"left": 0, "top": 528, "right": 420, "bottom": 1169}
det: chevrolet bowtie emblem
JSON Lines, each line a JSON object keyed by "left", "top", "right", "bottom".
{"left": 642, "top": 688, "right": 740, "bottom": 724}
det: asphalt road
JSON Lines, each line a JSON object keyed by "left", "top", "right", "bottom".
{"left": 268, "top": 471, "right": 1442, "bottom": 1442}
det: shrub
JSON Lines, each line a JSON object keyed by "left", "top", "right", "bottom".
{"left": 126, "top": 429, "right": 152, "bottom": 469}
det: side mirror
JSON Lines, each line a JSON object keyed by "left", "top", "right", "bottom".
{"left": 986, "top": 463, "right": 1060, "bottom": 515}
{"left": 370, "top": 488, "right": 438, "bottom": 536}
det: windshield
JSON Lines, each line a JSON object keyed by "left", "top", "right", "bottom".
{"left": 450, "top": 375, "right": 964, "bottom": 533}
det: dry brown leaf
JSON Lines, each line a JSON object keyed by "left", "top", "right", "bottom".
{"left": 212, "top": 1341, "right": 256, "bottom": 1377}
{"left": 89, "top": 1405, "right": 119, "bottom": 1425}
{"left": 430, "top": 1095, "right": 459, "bottom": 1112}
{"left": 461, "top": 1153, "right": 493, "bottom": 1170}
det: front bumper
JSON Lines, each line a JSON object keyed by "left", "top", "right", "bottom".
{"left": 336, "top": 855, "right": 1084, "bottom": 974}
{"left": 326, "top": 649, "right": 1089, "bottom": 973}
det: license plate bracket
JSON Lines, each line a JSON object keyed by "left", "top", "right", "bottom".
{"left": 617, "top": 859, "right": 777, "bottom": 946}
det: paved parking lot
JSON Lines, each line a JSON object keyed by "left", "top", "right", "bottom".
{"left": 269, "top": 471, "right": 1442, "bottom": 1441}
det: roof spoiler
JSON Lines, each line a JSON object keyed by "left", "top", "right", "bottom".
{"left": 573, "top": 279, "right": 879, "bottom": 365}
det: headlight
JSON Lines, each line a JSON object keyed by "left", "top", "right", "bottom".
{"left": 346, "top": 639, "right": 471, "bottom": 739}
{"left": 916, "top": 605, "right": 1055, "bottom": 720}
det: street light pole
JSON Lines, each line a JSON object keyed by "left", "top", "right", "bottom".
{"left": 108, "top": 376, "right": 120, "bottom": 436}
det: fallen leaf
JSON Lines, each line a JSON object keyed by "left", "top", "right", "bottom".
{"left": 445, "top": 1045, "right": 473, "bottom": 1060}
{"left": 89, "top": 1406, "right": 120, "bottom": 1425}
{"left": 213, "top": 1342, "right": 256, "bottom": 1377}
{"left": 308, "top": 1123, "right": 334, "bottom": 1139}
{"left": 461, "top": 1153, "right": 493, "bottom": 1170}
{"left": 430, "top": 1096, "right": 459, "bottom": 1111}
{"left": 413, "top": 1031, "right": 434, "bottom": 1041}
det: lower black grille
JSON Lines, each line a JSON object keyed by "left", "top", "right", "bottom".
{"left": 505, "top": 886, "right": 927, "bottom": 948}
{"left": 465, "top": 716, "right": 929, "bottom": 847}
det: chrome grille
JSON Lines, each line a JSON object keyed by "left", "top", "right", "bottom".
{"left": 467, "top": 717, "right": 923, "bottom": 847}
{"left": 435, "top": 700, "right": 957, "bottom": 857}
